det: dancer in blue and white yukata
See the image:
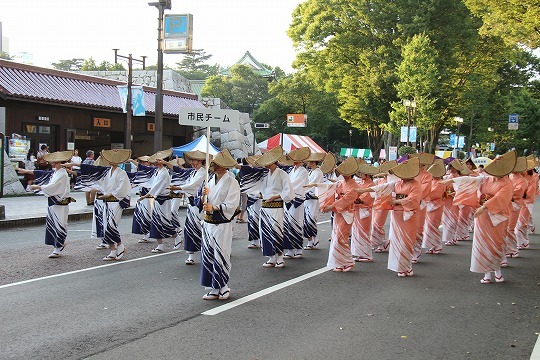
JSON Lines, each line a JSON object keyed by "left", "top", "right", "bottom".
{"left": 303, "top": 152, "right": 326, "bottom": 250}
{"left": 168, "top": 157, "right": 195, "bottom": 250}
{"left": 129, "top": 156, "right": 155, "bottom": 243}
{"left": 169, "top": 150, "right": 209, "bottom": 265}
{"left": 98, "top": 149, "right": 132, "bottom": 261}
{"left": 283, "top": 147, "right": 310, "bottom": 259}
{"left": 137, "top": 149, "right": 176, "bottom": 253}
{"left": 253, "top": 146, "right": 294, "bottom": 268}
{"left": 18, "top": 151, "right": 73, "bottom": 258}
{"left": 196, "top": 150, "right": 240, "bottom": 300}
{"left": 240, "top": 155, "right": 265, "bottom": 249}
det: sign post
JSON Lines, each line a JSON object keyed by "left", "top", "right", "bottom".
{"left": 508, "top": 114, "right": 519, "bottom": 130}
{"left": 163, "top": 14, "right": 193, "bottom": 54}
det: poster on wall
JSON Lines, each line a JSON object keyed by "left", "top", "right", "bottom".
{"left": 8, "top": 138, "right": 30, "bottom": 161}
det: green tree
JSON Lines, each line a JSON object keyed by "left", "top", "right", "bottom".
{"left": 175, "top": 49, "right": 221, "bottom": 80}
{"left": 0, "top": 51, "right": 12, "bottom": 60}
{"left": 51, "top": 58, "right": 85, "bottom": 71}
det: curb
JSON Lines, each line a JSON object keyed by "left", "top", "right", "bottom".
{"left": 0, "top": 208, "right": 135, "bottom": 229}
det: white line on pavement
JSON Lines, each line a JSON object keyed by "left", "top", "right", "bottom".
{"left": 202, "top": 266, "right": 331, "bottom": 316}
{"left": 531, "top": 334, "right": 540, "bottom": 360}
{"left": 0, "top": 250, "right": 182, "bottom": 290}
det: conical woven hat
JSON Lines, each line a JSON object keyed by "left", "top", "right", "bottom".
{"left": 458, "top": 161, "right": 471, "bottom": 175}
{"left": 428, "top": 159, "right": 446, "bottom": 178}
{"left": 336, "top": 157, "right": 359, "bottom": 176}
{"left": 137, "top": 155, "right": 151, "bottom": 163}
{"left": 166, "top": 157, "right": 185, "bottom": 169}
{"left": 526, "top": 155, "right": 535, "bottom": 170}
{"left": 150, "top": 148, "right": 173, "bottom": 163}
{"left": 389, "top": 157, "right": 420, "bottom": 179}
{"left": 464, "top": 158, "right": 477, "bottom": 170}
{"left": 513, "top": 157, "right": 527, "bottom": 172}
{"left": 378, "top": 160, "right": 397, "bottom": 173}
{"left": 448, "top": 159, "right": 463, "bottom": 171}
{"left": 93, "top": 156, "right": 108, "bottom": 167}
{"left": 304, "top": 152, "right": 326, "bottom": 162}
{"left": 357, "top": 158, "right": 367, "bottom": 165}
{"left": 245, "top": 155, "right": 261, "bottom": 166}
{"left": 256, "top": 146, "right": 284, "bottom": 167}
{"left": 278, "top": 155, "right": 294, "bottom": 166}
{"left": 484, "top": 150, "right": 517, "bottom": 177}
{"left": 418, "top": 152, "right": 435, "bottom": 166}
{"left": 288, "top": 147, "right": 310, "bottom": 162}
{"left": 320, "top": 152, "right": 336, "bottom": 174}
{"left": 43, "top": 150, "right": 73, "bottom": 163}
{"left": 210, "top": 149, "right": 237, "bottom": 169}
{"left": 101, "top": 149, "right": 131, "bottom": 165}
{"left": 184, "top": 150, "right": 208, "bottom": 163}
{"left": 356, "top": 163, "right": 379, "bottom": 176}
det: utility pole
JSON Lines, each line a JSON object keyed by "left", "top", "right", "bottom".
{"left": 113, "top": 49, "right": 146, "bottom": 150}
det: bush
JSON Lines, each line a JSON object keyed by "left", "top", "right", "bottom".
{"left": 398, "top": 145, "right": 416, "bottom": 156}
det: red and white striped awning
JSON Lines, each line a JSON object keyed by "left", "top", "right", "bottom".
{"left": 258, "top": 133, "right": 326, "bottom": 154}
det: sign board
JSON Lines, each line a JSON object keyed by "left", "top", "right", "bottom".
{"left": 449, "top": 134, "right": 465, "bottom": 149}
{"left": 179, "top": 108, "right": 240, "bottom": 129}
{"left": 147, "top": 122, "right": 155, "bottom": 132}
{"left": 508, "top": 113, "right": 519, "bottom": 130}
{"left": 400, "top": 126, "right": 417, "bottom": 142}
{"left": 163, "top": 14, "right": 193, "bottom": 54}
{"left": 93, "top": 118, "right": 111, "bottom": 128}
{"left": 286, "top": 114, "right": 307, "bottom": 128}
{"left": 254, "top": 123, "right": 270, "bottom": 129}
{"left": 388, "top": 146, "right": 398, "bottom": 161}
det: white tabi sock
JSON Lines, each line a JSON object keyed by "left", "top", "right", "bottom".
{"left": 494, "top": 269, "right": 502, "bottom": 278}
{"left": 156, "top": 243, "right": 165, "bottom": 251}
{"left": 294, "top": 248, "right": 303, "bottom": 256}
{"left": 276, "top": 254, "right": 284, "bottom": 263}
{"left": 268, "top": 255, "right": 276, "bottom": 263}
{"left": 108, "top": 250, "right": 117, "bottom": 258}
{"left": 187, "top": 252, "right": 194, "bottom": 261}
{"left": 484, "top": 272, "right": 492, "bottom": 280}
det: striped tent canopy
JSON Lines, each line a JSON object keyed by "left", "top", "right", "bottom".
{"left": 340, "top": 148, "right": 373, "bottom": 159}
{"left": 258, "top": 133, "right": 325, "bottom": 154}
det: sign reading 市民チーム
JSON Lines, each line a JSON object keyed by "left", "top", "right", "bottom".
{"left": 179, "top": 108, "right": 240, "bottom": 130}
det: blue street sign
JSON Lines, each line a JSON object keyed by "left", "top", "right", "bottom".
{"left": 165, "top": 15, "right": 188, "bottom": 37}
{"left": 508, "top": 113, "right": 519, "bottom": 130}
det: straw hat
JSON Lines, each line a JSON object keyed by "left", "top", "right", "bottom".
{"left": 245, "top": 155, "right": 261, "bottom": 166}
{"left": 210, "top": 149, "right": 237, "bottom": 169}
{"left": 448, "top": 159, "right": 463, "bottom": 171}
{"left": 137, "top": 155, "right": 151, "bottom": 163}
{"left": 427, "top": 159, "right": 446, "bottom": 178}
{"left": 335, "top": 157, "right": 359, "bottom": 176}
{"left": 149, "top": 148, "right": 173, "bottom": 163}
{"left": 184, "top": 150, "right": 210, "bottom": 164}
{"left": 166, "top": 157, "right": 186, "bottom": 169}
{"left": 464, "top": 158, "right": 477, "bottom": 170}
{"left": 458, "top": 163, "right": 471, "bottom": 175}
{"left": 43, "top": 150, "right": 73, "bottom": 163}
{"left": 526, "top": 155, "right": 535, "bottom": 170}
{"left": 93, "top": 156, "right": 108, "bottom": 167}
{"left": 484, "top": 150, "right": 517, "bottom": 177}
{"left": 101, "top": 149, "right": 131, "bottom": 165}
{"left": 356, "top": 163, "right": 379, "bottom": 176}
{"left": 389, "top": 157, "right": 420, "bottom": 179}
{"left": 278, "top": 155, "right": 294, "bottom": 166}
{"left": 378, "top": 160, "right": 397, "bottom": 173}
{"left": 256, "top": 146, "right": 284, "bottom": 167}
{"left": 287, "top": 147, "right": 310, "bottom": 162}
{"left": 320, "top": 152, "right": 336, "bottom": 174}
{"left": 304, "top": 152, "right": 326, "bottom": 162}
{"left": 513, "top": 157, "right": 527, "bottom": 173}
{"left": 418, "top": 152, "right": 435, "bottom": 166}
{"left": 357, "top": 158, "right": 367, "bottom": 165}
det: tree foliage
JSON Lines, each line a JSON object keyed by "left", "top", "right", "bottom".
{"left": 51, "top": 58, "right": 85, "bottom": 71}
{"left": 52, "top": 57, "right": 125, "bottom": 71}
{"left": 175, "top": 49, "right": 221, "bottom": 80}
{"left": 0, "top": 51, "right": 12, "bottom": 60}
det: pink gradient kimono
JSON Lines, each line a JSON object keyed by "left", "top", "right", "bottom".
{"left": 413, "top": 169, "right": 432, "bottom": 260}
{"left": 516, "top": 172, "right": 536, "bottom": 247}
{"left": 506, "top": 173, "right": 528, "bottom": 255}
{"left": 441, "top": 173, "right": 460, "bottom": 245}
{"left": 351, "top": 177, "right": 375, "bottom": 260}
{"left": 455, "top": 172, "right": 479, "bottom": 241}
{"left": 421, "top": 179, "right": 446, "bottom": 251}
{"left": 317, "top": 178, "right": 359, "bottom": 269}
{"left": 470, "top": 176, "right": 513, "bottom": 273}
{"left": 370, "top": 177, "right": 392, "bottom": 251}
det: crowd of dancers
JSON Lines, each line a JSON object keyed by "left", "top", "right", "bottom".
{"left": 17, "top": 145, "right": 538, "bottom": 299}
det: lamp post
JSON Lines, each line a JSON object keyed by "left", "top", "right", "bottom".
{"left": 113, "top": 49, "right": 146, "bottom": 150}
{"left": 454, "top": 116, "right": 464, "bottom": 158}
{"left": 403, "top": 99, "right": 416, "bottom": 147}
{"left": 149, "top": 0, "right": 171, "bottom": 153}
{"left": 349, "top": 129, "right": 352, "bottom": 149}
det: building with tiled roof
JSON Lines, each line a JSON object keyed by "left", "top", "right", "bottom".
{"left": 0, "top": 59, "right": 204, "bottom": 158}
{"left": 220, "top": 51, "right": 275, "bottom": 78}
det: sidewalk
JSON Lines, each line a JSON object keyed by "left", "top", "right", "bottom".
{"left": 0, "top": 191, "right": 134, "bottom": 228}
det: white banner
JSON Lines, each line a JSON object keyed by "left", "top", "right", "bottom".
{"left": 179, "top": 108, "right": 240, "bottom": 130}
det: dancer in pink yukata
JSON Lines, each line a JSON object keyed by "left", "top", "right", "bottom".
{"left": 516, "top": 157, "right": 538, "bottom": 250}
{"left": 422, "top": 159, "right": 446, "bottom": 254}
{"left": 441, "top": 159, "right": 463, "bottom": 246}
{"left": 442, "top": 150, "right": 516, "bottom": 284}
{"left": 455, "top": 158, "right": 479, "bottom": 241}
{"left": 351, "top": 163, "right": 377, "bottom": 262}
{"left": 411, "top": 153, "right": 434, "bottom": 263}
{"left": 369, "top": 160, "right": 397, "bottom": 253}
{"left": 358, "top": 158, "right": 422, "bottom": 277}
{"left": 311, "top": 157, "right": 359, "bottom": 272}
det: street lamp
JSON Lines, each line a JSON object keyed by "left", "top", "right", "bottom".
{"left": 403, "top": 99, "right": 416, "bottom": 146}
{"left": 149, "top": 0, "right": 171, "bottom": 152}
{"left": 454, "top": 116, "right": 464, "bottom": 158}
{"left": 349, "top": 129, "right": 352, "bottom": 149}
{"left": 113, "top": 49, "right": 146, "bottom": 151}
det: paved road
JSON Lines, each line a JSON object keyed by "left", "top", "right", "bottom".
{"left": 0, "top": 213, "right": 539, "bottom": 360}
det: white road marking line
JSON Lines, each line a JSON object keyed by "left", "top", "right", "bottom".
{"left": 0, "top": 250, "right": 182, "bottom": 290}
{"left": 202, "top": 266, "right": 331, "bottom": 316}
{"left": 531, "top": 334, "right": 540, "bottom": 360}
{"left": 318, "top": 220, "right": 330, "bottom": 224}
